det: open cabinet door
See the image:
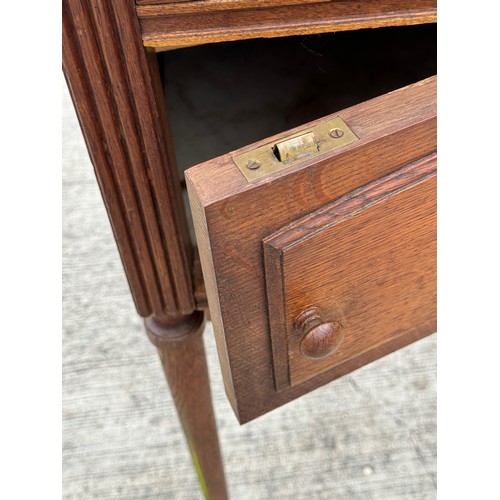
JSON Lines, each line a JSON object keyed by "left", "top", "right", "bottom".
{"left": 186, "top": 76, "right": 436, "bottom": 424}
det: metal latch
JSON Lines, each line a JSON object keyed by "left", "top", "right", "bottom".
{"left": 273, "top": 132, "right": 318, "bottom": 162}
{"left": 233, "top": 117, "right": 358, "bottom": 182}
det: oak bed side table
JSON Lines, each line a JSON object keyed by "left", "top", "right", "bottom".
{"left": 62, "top": 1, "right": 437, "bottom": 498}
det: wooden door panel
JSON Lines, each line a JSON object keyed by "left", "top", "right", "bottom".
{"left": 264, "top": 154, "right": 436, "bottom": 390}
{"left": 186, "top": 76, "right": 436, "bottom": 423}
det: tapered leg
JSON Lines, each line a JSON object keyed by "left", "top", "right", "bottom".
{"left": 146, "top": 312, "right": 228, "bottom": 500}
{"left": 63, "top": 0, "right": 228, "bottom": 496}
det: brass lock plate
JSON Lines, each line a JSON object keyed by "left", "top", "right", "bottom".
{"left": 233, "top": 117, "right": 358, "bottom": 182}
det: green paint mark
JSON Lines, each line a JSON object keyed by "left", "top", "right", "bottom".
{"left": 189, "top": 443, "right": 209, "bottom": 499}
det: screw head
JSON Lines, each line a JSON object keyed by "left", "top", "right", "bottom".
{"left": 246, "top": 160, "right": 261, "bottom": 170}
{"left": 329, "top": 128, "right": 344, "bottom": 139}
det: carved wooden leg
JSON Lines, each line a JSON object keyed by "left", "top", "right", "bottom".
{"left": 146, "top": 312, "right": 228, "bottom": 500}
{"left": 63, "top": 0, "right": 228, "bottom": 495}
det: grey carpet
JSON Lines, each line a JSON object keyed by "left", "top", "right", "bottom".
{"left": 62, "top": 78, "right": 436, "bottom": 500}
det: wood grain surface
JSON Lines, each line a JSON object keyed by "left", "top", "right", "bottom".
{"left": 145, "top": 313, "right": 228, "bottom": 500}
{"left": 139, "top": 0, "right": 436, "bottom": 49}
{"left": 63, "top": 1, "right": 229, "bottom": 497}
{"left": 264, "top": 154, "right": 436, "bottom": 390}
{"left": 137, "top": 0, "right": 354, "bottom": 9}
{"left": 63, "top": 0, "right": 194, "bottom": 318}
{"left": 186, "top": 76, "right": 436, "bottom": 423}
{"left": 63, "top": 63, "right": 437, "bottom": 500}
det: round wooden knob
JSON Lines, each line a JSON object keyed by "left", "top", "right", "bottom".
{"left": 295, "top": 307, "right": 343, "bottom": 359}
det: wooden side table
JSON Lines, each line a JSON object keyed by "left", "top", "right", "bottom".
{"left": 63, "top": 1, "right": 436, "bottom": 498}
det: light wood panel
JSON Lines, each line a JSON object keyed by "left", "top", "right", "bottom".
{"left": 264, "top": 154, "right": 436, "bottom": 390}
{"left": 186, "top": 77, "right": 437, "bottom": 423}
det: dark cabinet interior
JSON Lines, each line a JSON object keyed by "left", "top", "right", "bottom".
{"left": 158, "top": 24, "right": 437, "bottom": 174}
